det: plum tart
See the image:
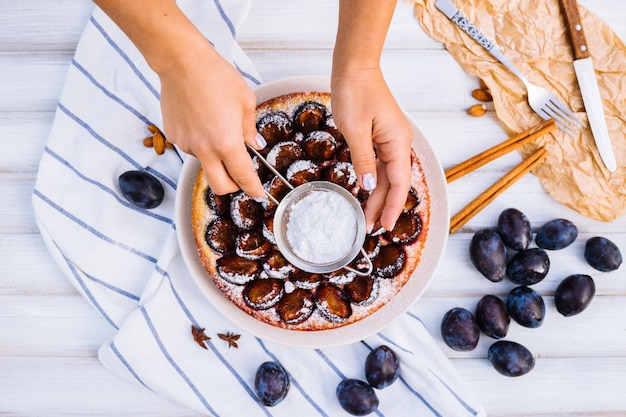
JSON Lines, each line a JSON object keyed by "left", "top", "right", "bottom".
{"left": 191, "top": 91, "right": 431, "bottom": 331}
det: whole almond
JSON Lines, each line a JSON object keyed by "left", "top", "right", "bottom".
{"left": 479, "top": 79, "right": 490, "bottom": 91}
{"left": 472, "top": 88, "right": 493, "bottom": 102}
{"left": 143, "top": 136, "right": 154, "bottom": 148}
{"left": 153, "top": 130, "right": 166, "bottom": 155}
{"left": 467, "top": 104, "right": 487, "bottom": 117}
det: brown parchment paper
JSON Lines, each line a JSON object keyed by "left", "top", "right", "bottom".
{"left": 411, "top": 0, "right": 626, "bottom": 221}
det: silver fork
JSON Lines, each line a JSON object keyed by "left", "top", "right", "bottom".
{"left": 435, "top": 0, "right": 585, "bottom": 137}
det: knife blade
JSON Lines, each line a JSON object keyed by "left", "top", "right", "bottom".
{"left": 559, "top": 0, "right": 617, "bottom": 172}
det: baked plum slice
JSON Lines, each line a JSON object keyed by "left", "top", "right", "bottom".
{"left": 324, "top": 161, "right": 357, "bottom": 189}
{"left": 204, "top": 188, "right": 231, "bottom": 216}
{"left": 336, "top": 143, "right": 351, "bottom": 163}
{"left": 291, "top": 271, "right": 324, "bottom": 290}
{"left": 276, "top": 288, "right": 315, "bottom": 324}
{"left": 262, "top": 250, "right": 296, "bottom": 279}
{"left": 257, "top": 111, "right": 294, "bottom": 147}
{"left": 383, "top": 212, "right": 422, "bottom": 244}
{"left": 302, "top": 131, "right": 337, "bottom": 161}
{"left": 345, "top": 275, "right": 379, "bottom": 306}
{"left": 264, "top": 177, "right": 291, "bottom": 213}
{"left": 230, "top": 192, "right": 263, "bottom": 230}
{"left": 294, "top": 101, "right": 327, "bottom": 135}
{"left": 236, "top": 230, "right": 272, "bottom": 260}
{"left": 372, "top": 244, "right": 406, "bottom": 278}
{"left": 326, "top": 269, "right": 356, "bottom": 286}
{"left": 243, "top": 278, "right": 284, "bottom": 310}
{"left": 404, "top": 188, "right": 421, "bottom": 212}
{"left": 266, "top": 141, "right": 304, "bottom": 174}
{"left": 262, "top": 216, "right": 276, "bottom": 244}
{"left": 323, "top": 114, "right": 344, "bottom": 142}
{"left": 316, "top": 283, "right": 352, "bottom": 323}
{"left": 205, "top": 218, "right": 237, "bottom": 254}
{"left": 216, "top": 254, "right": 262, "bottom": 285}
{"left": 286, "top": 160, "right": 321, "bottom": 187}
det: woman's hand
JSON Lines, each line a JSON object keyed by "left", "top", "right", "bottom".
{"left": 332, "top": 0, "right": 413, "bottom": 231}
{"left": 331, "top": 69, "right": 413, "bottom": 232}
{"left": 94, "top": 0, "right": 265, "bottom": 200}
{"left": 158, "top": 43, "right": 266, "bottom": 199}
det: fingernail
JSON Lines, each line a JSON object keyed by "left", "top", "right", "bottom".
{"left": 252, "top": 196, "right": 268, "bottom": 204}
{"left": 362, "top": 173, "right": 376, "bottom": 191}
{"left": 255, "top": 133, "right": 267, "bottom": 148}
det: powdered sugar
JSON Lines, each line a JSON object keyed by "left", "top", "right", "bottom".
{"left": 286, "top": 190, "right": 357, "bottom": 264}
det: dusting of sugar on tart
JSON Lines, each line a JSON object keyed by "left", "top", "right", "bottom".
{"left": 286, "top": 190, "right": 356, "bottom": 264}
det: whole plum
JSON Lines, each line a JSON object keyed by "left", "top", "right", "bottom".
{"left": 584, "top": 237, "right": 622, "bottom": 272}
{"left": 488, "top": 340, "right": 535, "bottom": 377}
{"left": 254, "top": 361, "right": 290, "bottom": 406}
{"left": 475, "top": 295, "right": 510, "bottom": 339}
{"left": 506, "top": 248, "right": 550, "bottom": 285}
{"left": 336, "top": 379, "right": 379, "bottom": 416}
{"left": 506, "top": 286, "right": 545, "bottom": 328}
{"left": 497, "top": 208, "right": 532, "bottom": 251}
{"left": 535, "top": 218, "right": 578, "bottom": 250}
{"left": 118, "top": 170, "right": 164, "bottom": 209}
{"left": 470, "top": 229, "right": 508, "bottom": 282}
{"left": 441, "top": 307, "right": 480, "bottom": 351}
{"left": 364, "top": 345, "right": 400, "bottom": 389}
{"left": 554, "top": 274, "right": 596, "bottom": 317}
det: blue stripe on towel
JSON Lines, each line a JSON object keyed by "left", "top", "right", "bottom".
{"left": 81, "top": 268, "right": 141, "bottom": 302}
{"left": 405, "top": 312, "right": 479, "bottom": 416}
{"left": 62, "top": 254, "right": 119, "bottom": 329}
{"left": 71, "top": 58, "right": 154, "bottom": 127}
{"left": 361, "top": 339, "right": 442, "bottom": 416}
{"left": 89, "top": 16, "right": 160, "bottom": 100}
{"left": 33, "top": 189, "right": 158, "bottom": 264}
{"left": 212, "top": 0, "right": 236, "bottom": 37}
{"left": 139, "top": 306, "right": 220, "bottom": 416}
{"left": 256, "top": 339, "right": 328, "bottom": 417}
{"left": 110, "top": 341, "right": 151, "bottom": 390}
{"left": 314, "top": 349, "right": 347, "bottom": 380}
{"left": 57, "top": 103, "right": 177, "bottom": 190}
{"left": 234, "top": 61, "right": 261, "bottom": 86}
{"left": 44, "top": 147, "right": 174, "bottom": 226}
{"left": 156, "top": 268, "right": 273, "bottom": 416}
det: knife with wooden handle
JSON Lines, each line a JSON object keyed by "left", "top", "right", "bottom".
{"left": 559, "top": 0, "right": 617, "bottom": 172}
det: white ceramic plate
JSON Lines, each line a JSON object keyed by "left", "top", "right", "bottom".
{"left": 175, "top": 75, "right": 449, "bottom": 348}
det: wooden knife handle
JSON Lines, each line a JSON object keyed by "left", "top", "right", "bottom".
{"left": 558, "top": 0, "right": 591, "bottom": 60}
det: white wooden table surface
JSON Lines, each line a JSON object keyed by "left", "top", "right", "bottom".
{"left": 2, "top": 1, "right": 625, "bottom": 416}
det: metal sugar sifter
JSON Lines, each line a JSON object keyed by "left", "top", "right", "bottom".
{"left": 247, "top": 144, "right": 373, "bottom": 276}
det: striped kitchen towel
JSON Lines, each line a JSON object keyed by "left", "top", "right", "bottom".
{"left": 32, "top": 1, "right": 486, "bottom": 416}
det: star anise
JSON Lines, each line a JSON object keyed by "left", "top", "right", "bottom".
{"left": 191, "top": 325, "right": 211, "bottom": 349}
{"left": 218, "top": 332, "right": 241, "bottom": 349}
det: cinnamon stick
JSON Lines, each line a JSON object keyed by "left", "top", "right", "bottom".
{"left": 449, "top": 147, "right": 547, "bottom": 234}
{"left": 445, "top": 119, "right": 556, "bottom": 183}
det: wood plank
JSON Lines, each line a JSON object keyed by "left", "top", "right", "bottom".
{"left": 0, "top": 112, "right": 52, "bottom": 172}
{"left": 2, "top": 0, "right": 626, "bottom": 416}
{"left": 0, "top": 0, "right": 623, "bottom": 52}
{"left": 0, "top": 1, "right": 92, "bottom": 52}
{"left": 0, "top": 49, "right": 477, "bottom": 113}
{"left": 0, "top": 233, "right": 74, "bottom": 295}
{"left": 455, "top": 357, "right": 626, "bottom": 417}
{"left": 0, "top": 355, "right": 200, "bottom": 417}
{"left": 1, "top": 355, "right": 623, "bottom": 417}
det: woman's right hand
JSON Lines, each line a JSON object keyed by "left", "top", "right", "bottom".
{"left": 158, "top": 42, "right": 266, "bottom": 199}
{"left": 94, "top": 0, "right": 266, "bottom": 200}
